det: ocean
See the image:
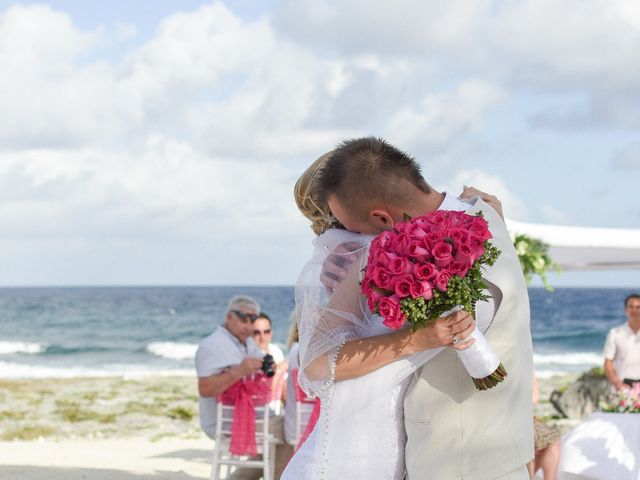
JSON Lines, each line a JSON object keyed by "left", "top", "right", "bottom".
{"left": 0, "top": 286, "right": 635, "bottom": 379}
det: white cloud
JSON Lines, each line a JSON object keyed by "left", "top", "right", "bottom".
{"left": 387, "top": 80, "right": 505, "bottom": 153}
{"left": 613, "top": 143, "right": 640, "bottom": 170}
{"left": 540, "top": 204, "right": 573, "bottom": 225}
{"left": 440, "top": 170, "right": 528, "bottom": 221}
{"left": 274, "top": 0, "right": 640, "bottom": 129}
{"left": 0, "top": 1, "right": 635, "bottom": 285}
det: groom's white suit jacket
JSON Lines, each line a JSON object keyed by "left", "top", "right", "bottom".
{"left": 404, "top": 198, "right": 534, "bottom": 480}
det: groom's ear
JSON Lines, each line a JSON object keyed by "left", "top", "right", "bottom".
{"left": 369, "top": 209, "right": 395, "bottom": 229}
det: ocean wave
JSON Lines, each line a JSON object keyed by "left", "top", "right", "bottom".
{"left": 0, "top": 341, "right": 44, "bottom": 355}
{"left": 533, "top": 352, "right": 603, "bottom": 366}
{"left": 536, "top": 369, "right": 576, "bottom": 379}
{"left": 146, "top": 342, "right": 197, "bottom": 360}
{"left": 0, "top": 361, "right": 194, "bottom": 379}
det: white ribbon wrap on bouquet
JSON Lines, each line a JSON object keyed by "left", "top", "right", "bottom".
{"left": 456, "top": 325, "right": 501, "bottom": 378}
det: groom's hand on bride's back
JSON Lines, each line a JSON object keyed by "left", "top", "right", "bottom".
{"left": 409, "top": 310, "right": 476, "bottom": 351}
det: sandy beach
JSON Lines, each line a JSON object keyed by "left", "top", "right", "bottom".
{"left": 0, "top": 373, "right": 579, "bottom": 479}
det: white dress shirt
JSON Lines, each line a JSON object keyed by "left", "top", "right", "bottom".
{"left": 604, "top": 322, "right": 640, "bottom": 380}
{"left": 195, "top": 325, "right": 264, "bottom": 438}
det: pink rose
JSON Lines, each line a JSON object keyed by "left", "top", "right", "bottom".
{"left": 405, "top": 223, "right": 428, "bottom": 239}
{"left": 378, "top": 295, "right": 406, "bottom": 330}
{"left": 447, "top": 212, "right": 467, "bottom": 227}
{"left": 393, "top": 275, "right": 413, "bottom": 298}
{"left": 410, "top": 280, "right": 433, "bottom": 300}
{"left": 361, "top": 277, "right": 374, "bottom": 296}
{"left": 432, "top": 241, "right": 453, "bottom": 268}
{"left": 389, "top": 232, "right": 412, "bottom": 256}
{"left": 426, "top": 210, "right": 447, "bottom": 226}
{"left": 375, "top": 249, "right": 399, "bottom": 267}
{"left": 426, "top": 231, "right": 445, "bottom": 249}
{"left": 371, "top": 265, "right": 393, "bottom": 290}
{"left": 367, "top": 290, "right": 384, "bottom": 312}
{"left": 448, "top": 228, "right": 469, "bottom": 245}
{"left": 411, "top": 215, "right": 432, "bottom": 227}
{"left": 407, "top": 240, "right": 430, "bottom": 261}
{"left": 470, "top": 217, "right": 492, "bottom": 241}
{"left": 449, "top": 261, "right": 469, "bottom": 278}
{"left": 376, "top": 230, "right": 394, "bottom": 250}
{"left": 414, "top": 263, "right": 437, "bottom": 281}
{"left": 454, "top": 243, "right": 474, "bottom": 267}
{"left": 389, "top": 257, "right": 413, "bottom": 276}
{"left": 435, "top": 270, "right": 451, "bottom": 292}
{"left": 468, "top": 234, "right": 486, "bottom": 258}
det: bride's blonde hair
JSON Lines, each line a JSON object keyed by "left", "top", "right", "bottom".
{"left": 294, "top": 151, "right": 339, "bottom": 236}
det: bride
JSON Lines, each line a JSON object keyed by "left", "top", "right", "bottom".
{"left": 281, "top": 153, "right": 493, "bottom": 480}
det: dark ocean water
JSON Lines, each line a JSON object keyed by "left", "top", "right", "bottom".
{"left": 0, "top": 286, "right": 634, "bottom": 378}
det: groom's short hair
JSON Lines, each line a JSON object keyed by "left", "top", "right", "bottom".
{"left": 316, "top": 137, "right": 430, "bottom": 219}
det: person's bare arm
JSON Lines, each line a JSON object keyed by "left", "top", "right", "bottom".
{"left": 604, "top": 358, "right": 627, "bottom": 391}
{"left": 335, "top": 311, "right": 475, "bottom": 381}
{"left": 306, "top": 254, "right": 476, "bottom": 382}
{"left": 198, "top": 357, "right": 262, "bottom": 397}
{"left": 532, "top": 372, "right": 540, "bottom": 404}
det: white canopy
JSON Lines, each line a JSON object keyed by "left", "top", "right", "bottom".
{"left": 506, "top": 220, "right": 640, "bottom": 271}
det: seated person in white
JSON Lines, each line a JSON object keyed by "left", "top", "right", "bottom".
{"left": 195, "top": 295, "right": 292, "bottom": 480}
{"left": 604, "top": 294, "right": 640, "bottom": 390}
{"left": 253, "top": 312, "right": 287, "bottom": 413}
{"left": 253, "top": 312, "right": 285, "bottom": 363}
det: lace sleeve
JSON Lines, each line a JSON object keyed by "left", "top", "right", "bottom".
{"left": 295, "top": 229, "right": 371, "bottom": 398}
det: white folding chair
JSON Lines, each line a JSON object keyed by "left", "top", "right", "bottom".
{"left": 294, "top": 399, "right": 317, "bottom": 447}
{"left": 210, "top": 399, "right": 280, "bottom": 480}
{"left": 291, "top": 368, "right": 320, "bottom": 448}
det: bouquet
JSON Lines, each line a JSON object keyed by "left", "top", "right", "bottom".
{"left": 600, "top": 383, "right": 640, "bottom": 413}
{"left": 361, "top": 209, "right": 506, "bottom": 391}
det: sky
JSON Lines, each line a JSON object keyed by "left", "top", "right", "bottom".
{"left": 0, "top": 0, "right": 638, "bottom": 287}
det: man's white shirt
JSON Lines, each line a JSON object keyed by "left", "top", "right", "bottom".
{"left": 604, "top": 322, "right": 640, "bottom": 380}
{"left": 195, "top": 325, "right": 263, "bottom": 438}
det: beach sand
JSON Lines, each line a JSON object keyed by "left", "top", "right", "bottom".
{"left": 0, "top": 373, "right": 579, "bottom": 479}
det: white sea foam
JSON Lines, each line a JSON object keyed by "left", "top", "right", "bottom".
{"left": 533, "top": 352, "right": 603, "bottom": 366}
{"left": 535, "top": 369, "right": 576, "bottom": 379}
{"left": 0, "top": 341, "right": 44, "bottom": 355}
{"left": 146, "top": 341, "right": 197, "bottom": 360}
{"left": 0, "top": 361, "right": 193, "bottom": 379}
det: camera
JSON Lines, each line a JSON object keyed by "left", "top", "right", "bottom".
{"left": 260, "top": 353, "right": 276, "bottom": 377}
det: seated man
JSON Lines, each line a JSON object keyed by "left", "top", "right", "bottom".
{"left": 604, "top": 293, "right": 640, "bottom": 390}
{"left": 196, "top": 295, "right": 292, "bottom": 479}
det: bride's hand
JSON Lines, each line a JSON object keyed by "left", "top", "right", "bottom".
{"left": 409, "top": 310, "right": 476, "bottom": 352}
{"left": 320, "top": 242, "right": 361, "bottom": 293}
{"left": 458, "top": 185, "right": 504, "bottom": 220}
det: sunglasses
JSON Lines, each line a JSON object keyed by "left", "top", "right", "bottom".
{"left": 231, "top": 310, "right": 258, "bottom": 323}
{"left": 253, "top": 329, "right": 272, "bottom": 335}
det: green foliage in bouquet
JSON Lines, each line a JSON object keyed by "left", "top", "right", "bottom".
{"left": 399, "top": 242, "right": 501, "bottom": 331}
{"left": 512, "top": 233, "right": 560, "bottom": 291}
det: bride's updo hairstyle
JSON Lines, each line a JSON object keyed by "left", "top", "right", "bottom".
{"left": 316, "top": 137, "right": 431, "bottom": 222}
{"left": 294, "top": 151, "right": 340, "bottom": 235}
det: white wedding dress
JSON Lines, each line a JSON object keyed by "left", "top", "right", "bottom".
{"left": 281, "top": 229, "right": 443, "bottom": 480}
{"left": 283, "top": 321, "right": 412, "bottom": 479}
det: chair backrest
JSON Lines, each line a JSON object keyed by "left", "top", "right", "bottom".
{"left": 291, "top": 368, "right": 319, "bottom": 446}
{"left": 215, "top": 396, "right": 271, "bottom": 455}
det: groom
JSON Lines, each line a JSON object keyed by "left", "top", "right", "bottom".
{"left": 316, "top": 137, "right": 534, "bottom": 480}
